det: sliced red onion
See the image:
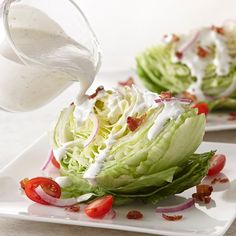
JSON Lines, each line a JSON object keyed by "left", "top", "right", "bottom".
{"left": 155, "top": 98, "right": 192, "bottom": 104}
{"left": 41, "top": 150, "right": 53, "bottom": 171}
{"left": 178, "top": 31, "right": 200, "bottom": 54}
{"left": 102, "top": 209, "right": 116, "bottom": 220}
{"left": 156, "top": 198, "right": 195, "bottom": 213}
{"left": 42, "top": 164, "right": 60, "bottom": 178}
{"left": 35, "top": 186, "right": 94, "bottom": 207}
{"left": 83, "top": 113, "right": 99, "bottom": 147}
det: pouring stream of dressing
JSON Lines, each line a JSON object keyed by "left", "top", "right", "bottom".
{"left": 0, "top": 4, "right": 98, "bottom": 111}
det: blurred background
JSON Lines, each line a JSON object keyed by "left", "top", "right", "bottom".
{"left": 1, "top": 0, "right": 236, "bottom": 168}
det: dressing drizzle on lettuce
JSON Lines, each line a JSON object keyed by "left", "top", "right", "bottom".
{"left": 136, "top": 22, "right": 236, "bottom": 110}
{"left": 50, "top": 86, "right": 213, "bottom": 204}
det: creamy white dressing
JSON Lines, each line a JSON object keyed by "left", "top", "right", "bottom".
{"left": 147, "top": 101, "right": 184, "bottom": 140}
{"left": 55, "top": 176, "right": 72, "bottom": 188}
{"left": 83, "top": 87, "right": 153, "bottom": 182}
{"left": 82, "top": 87, "right": 184, "bottom": 183}
{"left": 107, "top": 92, "right": 124, "bottom": 124}
{"left": 173, "top": 27, "right": 232, "bottom": 100}
{"left": 83, "top": 137, "right": 115, "bottom": 182}
{"left": 73, "top": 89, "right": 105, "bottom": 125}
{"left": 220, "top": 74, "right": 236, "bottom": 97}
{"left": 53, "top": 140, "right": 80, "bottom": 162}
{"left": 0, "top": 5, "right": 97, "bottom": 112}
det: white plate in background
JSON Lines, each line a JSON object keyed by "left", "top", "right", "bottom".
{"left": 0, "top": 135, "right": 235, "bottom": 236}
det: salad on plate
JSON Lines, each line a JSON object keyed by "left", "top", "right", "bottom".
{"left": 136, "top": 22, "right": 236, "bottom": 111}
{"left": 20, "top": 85, "right": 226, "bottom": 220}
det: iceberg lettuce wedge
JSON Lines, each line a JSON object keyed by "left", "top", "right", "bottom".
{"left": 50, "top": 86, "right": 213, "bottom": 205}
{"left": 136, "top": 24, "right": 236, "bottom": 110}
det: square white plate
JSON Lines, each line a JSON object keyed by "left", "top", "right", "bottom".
{"left": 94, "top": 69, "right": 236, "bottom": 132}
{"left": 0, "top": 134, "right": 235, "bottom": 236}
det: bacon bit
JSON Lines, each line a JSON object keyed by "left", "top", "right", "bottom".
{"left": 175, "top": 51, "right": 183, "bottom": 60}
{"left": 162, "top": 213, "right": 183, "bottom": 221}
{"left": 228, "top": 112, "right": 236, "bottom": 121}
{"left": 65, "top": 204, "right": 80, "bottom": 212}
{"left": 126, "top": 210, "right": 143, "bottom": 219}
{"left": 171, "top": 34, "right": 180, "bottom": 43}
{"left": 172, "top": 34, "right": 180, "bottom": 42}
{"left": 219, "top": 178, "right": 229, "bottom": 183}
{"left": 211, "top": 25, "right": 224, "bottom": 35}
{"left": 211, "top": 178, "right": 219, "bottom": 185}
{"left": 211, "top": 177, "right": 229, "bottom": 184}
{"left": 229, "top": 112, "right": 236, "bottom": 116}
{"left": 196, "top": 185, "right": 213, "bottom": 196}
{"left": 181, "top": 91, "right": 198, "bottom": 103}
{"left": 163, "top": 34, "right": 179, "bottom": 43}
{"left": 192, "top": 184, "right": 213, "bottom": 204}
{"left": 88, "top": 86, "right": 104, "bottom": 99}
{"left": 197, "top": 46, "right": 209, "bottom": 58}
{"left": 127, "top": 114, "right": 146, "bottom": 132}
{"left": 20, "top": 178, "right": 29, "bottom": 190}
{"left": 160, "top": 91, "right": 172, "bottom": 99}
{"left": 118, "top": 77, "right": 135, "bottom": 87}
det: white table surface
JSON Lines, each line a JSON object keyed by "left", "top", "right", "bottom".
{"left": 0, "top": 0, "right": 236, "bottom": 235}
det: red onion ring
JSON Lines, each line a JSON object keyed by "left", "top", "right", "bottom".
{"left": 178, "top": 31, "right": 200, "bottom": 54}
{"left": 156, "top": 198, "right": 195, "bottom": 213}
{"left": 41, "top": 150, "right": 53, "bottom": 171}
{"left": 155, "top": 98, "right": 192, "bottom": 104}
{"left": 35, "top": 186, "right": 94, "bottom": 207}
{"left": 102, "top": 209, "right": 116, "bottom": 220}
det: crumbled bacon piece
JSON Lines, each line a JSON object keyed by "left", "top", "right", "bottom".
{"left": 162, "top": 213, "right": 183, "bottom": 221}
{"left": 20, "top": 178, "right": 29, "bottom": 190}
{"left": 160, "top": 91, "right": 172, "bottom": 99}
{"left": 229, "top": 112, "right": 236, "bottom": 116}
{"left": 127, "top": 114, "right": 146, "bottom": 132}
{"left": 126, "top": 210, "right": 143, "bottom": 219}
{"left": 172, "top": 34, "right": 180, "bottom": 42}
{"left": 211, "top": 178, "right": 219, "bottom": 185}
{"left": 88, "top": 86, "right": 104, "bottom": 99}
{"left": 219, "top": 178, "right": 229, "bottom": 183}
{"left": 181, "top": 91, "right": 198, "bottom": 103}
{"left": 192, "top": 184, "right": 213, "bottom": 204}
{"left": 197, "top": 46, "right": 209, "bottom": 58}
{"left": 65, "top": 205, "right": 80, "bottom": 212}
{"left": 118, "top": 77, "right": 135, "bottom": 87}
{"left": 211, "top": 177, "right": 229, "bottom": 184}
{"left": 228, "top": 112, "right": 236, "bottom": 121}
{"left": 163, "top": 34, "right": 179, "bottom": 43}
{"left": 211, "top": 25, "right": 224, "bottom": 35}
{"left": 175, "top": 51, "right": 183, "bottom": 59}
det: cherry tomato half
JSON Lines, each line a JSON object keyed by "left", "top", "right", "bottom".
{"left": 20, "top": 178, "right": 29, "bottom": 190}
{"left": 208, "top": 154, "right": 226, "bottom": 176}
{"left": 25, "top": 177, "right": 61, "bottom": 205}
{"left": 85, "top": 195, "right": 113, "bottom": 218}
{"left": 193, "top": 103, "right": 209, "bottom": 115}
